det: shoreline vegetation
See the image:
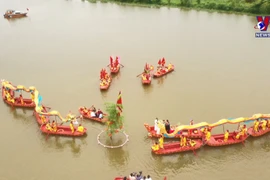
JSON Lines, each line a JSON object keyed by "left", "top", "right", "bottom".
{"left": 85, "top": 0, "right": 270, "bottom": 15}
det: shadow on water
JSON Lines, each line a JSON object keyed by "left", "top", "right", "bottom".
{"left": 111, "top": 71, "right": 121, "bottom": 80}
{"left": 41, "top": 135, "right": 88, "bottom": 157}
{"left": 7, "top": 106, "right": 34, "bottom": 125}
{"left": 142, "top": 83, "right": 154, "bottom": 94}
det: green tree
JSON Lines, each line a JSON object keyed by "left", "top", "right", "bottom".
{"left": 105, "top": 102, "right": 124, "bottom": 140}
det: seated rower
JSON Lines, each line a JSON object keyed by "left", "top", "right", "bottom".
{"left": 18, "top": 94, "right": 24, "bottom": 105}
{"left": 167, "top": 63, "right": 172, "bottom": 70}
{"left": 180, "top": 135, "right": 187, "bottom": 147}
{"left": 30, "top": 92, "right": 35, "bottom": 102}
{"left": 66, "top": 111, "right": 75, "bottom": 121}
{"left": 96, "top": 109, "right": 103, "bottom": 119}
{"left": 6, "top": 93, "right": 15, "bottom": 104}
{"left": 40, "top": 115, "right": 47, "bottom": 124}
{"left": 261, "top": 119, "right": 267, "bottom": 130}
{"left": 77, "top": 124, "right": 84, "bottom": 133}
{"left": 224, "top": 130, "right": 229, "bottom": 142}
{"left": 188, "top": 119, "right": 194, "bottom": 135}
{"left": 151, "top": 142, "right": 159, "bottom": 151}
{"left": 158, "top": 134, "right": 164, "bottom": 149}
{"left": 236, "top": 125, "right": 247, "bottom": 139}
{"left": 82, "top": 107, "right": 89, "bottom": 115}
{"left": 142, "top": 74, "right": 147, "bottom": 81}
{"left": 51, "top": 120, "right": 57, "bottom": 132}
{"left": 188, "top": 139, "right": 196, "bottom": 147}
{"left": 253, "top": 119, "right": 260, "bottom": 132}
{"left": 70, "top": 121, "right": 75, "bottom": 133}
{"left": 90, "top": 110, "right": 96, "bottom": 117}
{"left": 267, "top": 119, "right": 270, "bottom": 128}
{"left": 46, "top": 122, "right": 53, "bottom": 132}
{"left": 205, "top": 128, "right": 211, "bottom": 141}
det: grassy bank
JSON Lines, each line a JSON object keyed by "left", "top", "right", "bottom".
{"left": 85, "top": 0, "right": 270, "bottom": 15}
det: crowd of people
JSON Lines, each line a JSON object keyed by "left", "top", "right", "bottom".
{"left": 44, "top": 119, "right": 85, "bottom": 134}
{"left": 81, "top": 105, "right": 104, "bottom": 119}
{"left": 100, "top": 68, "right": 111, "bottom": 86}
{"left": 122, "top": 171, "right": 153, "bottom": 180}
{"left": 154, "top": 118, "right": 175, "bottom": 135}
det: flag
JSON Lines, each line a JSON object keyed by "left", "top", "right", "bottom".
{"left": 158, "top": 59, "right": 161, "bottom": 65}
{"left": 110, "top": 56, "right": 113, "bottom": 66}
{"left": 116, "top": 91, "right": 123, "bottom": 114}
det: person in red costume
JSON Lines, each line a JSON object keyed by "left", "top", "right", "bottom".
{"left": 161, "top": 57, "right": 166, "bottom": 67}
{"left": 158, "top": 59, "right": 162, "bottom": 66}
{"left": 110, "top": 56, "right": 113, "bottom": 68}
{"left": 114, "top": 56, "right": 119, "bottom": 68}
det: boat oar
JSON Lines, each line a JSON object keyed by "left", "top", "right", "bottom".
{"left": 241, "top": 140, "right": 245, "bottom": 147}
{"left": 120, "top": 64, "right": 124, "bottom": 67}
{"left": 192, "top": 148, "right": 197, "bottom": 156}
{"left": 136, "top": 73, "right": 143, "bottom": 77}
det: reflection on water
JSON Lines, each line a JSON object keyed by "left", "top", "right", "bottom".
{"left": 41, "top": 136, "right": 88, "bottom": 157}
{"left": 105, "top": 147, "right": 129, "bottom": 169}
{"left": 112, "top": 71, "right": 121, "bottom": 80}
{"left": 8, "top": 106, "right": 33, "bottom": 124}
{"left": 142, "top": 84, "right": 153, "bottom": 94}
{"left": 156, "top": 76, "right": 165, "bottom": 85}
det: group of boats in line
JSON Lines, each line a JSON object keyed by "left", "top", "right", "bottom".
{"left": 100, "top": 56, "right": 175, "bottom": 90}
{"left": 144, "top": 115, "right": 270, "bottom": 155}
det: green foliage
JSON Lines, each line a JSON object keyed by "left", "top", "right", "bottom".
{"left": 86, "top": 0, "right": 270, "bottom": 14}
{"left": 104, "top": 102, "right": 124, "bottom": 137}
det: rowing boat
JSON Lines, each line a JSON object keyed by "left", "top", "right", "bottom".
{"left": 205, "top": 132, "right": 248, "bottom": 147}
{"left": 141, "top": 74, "right": 151, "bottom": 85}
{"left": 33, "top": 106, "right": 50, "bottom": 125}
{"left": 3, "top": 9, "right": 28, "bottom": 19}
{"left": 78, "top": 106, "right": 108, "bottom": 123}
{"left": 152, "top": 140, "right": 203, "bottom": 155}
{"left": 153, "top": 65, "right": 174, "bottom": 78}
{"left": 100, "top": 76, "right": 112, "bottom": 90}
{"left": 110, "top": 65, "right": 120, "bottom": 74}
{"left": 2, "top": 86, "right": 35, "bottom": 108}
{"left": 40, "top": 124, "right": 87, "bottom": 137}
{"left": 247, "top": 126, "right": 270, "bottom": 137}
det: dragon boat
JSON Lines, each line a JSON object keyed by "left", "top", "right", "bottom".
{"left": 3, "top": 9, "right": 28, "bottom": 19}
{"left": 40, "top": 124, "right": 87, "bottom": 137}
{"left": 2, "top": 86, "right": 35, "bottom": 108}
{"left": 204, "top": 132, "right": 248, "bottom": 147}
{"left": 144, "top": 123, "right": 203, "bottom": 139}
{"left": 100, "top": 76, "right": 112, "bottom": 90}
{"left": 153, "top": 65, "right": 174, "bottom": 78}
{"left": 152, "top": 140, "right": 203, "bottom": 155}
{"left": 78, "top": 106, "right": 108, "bottom": 123}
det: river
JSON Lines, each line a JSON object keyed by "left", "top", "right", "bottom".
{"left": 0, "top": 0, "right": 270, "bottom": 180}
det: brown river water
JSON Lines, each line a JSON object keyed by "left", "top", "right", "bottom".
{"left": 0, "top": 0, "right": 270, "bottom": 180}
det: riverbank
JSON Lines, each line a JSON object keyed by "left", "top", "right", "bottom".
{"left": 86, "top": 0, "right": 270, "bottom": 15}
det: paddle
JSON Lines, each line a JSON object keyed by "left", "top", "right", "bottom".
{"left": 192, "top": 148, "right": 197, "bottom": 156}
{"left": 136, "top": 73, "right": 143, "bottom": 77}
{"left": 120, "top": 64, "right": 124, "bottom": 67}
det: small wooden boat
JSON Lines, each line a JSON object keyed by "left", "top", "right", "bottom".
{"left": 141, "top": 74, "right": 151, "bottom": 85}
{"left": 3, "top": 9, "right": 28, "bottom": 19}
{"left": 2, "top": 87, "right": 35, "bottom": 108}
{"left": 152, "top": 140, "right": 203, "bottom": 155}
{"left": 40, "top": 124, "right": 87, "bottom": 137}
{"left": 100, "top": 76, "right": 112, "bottom": 90}
{"left": 78, "top": 107, "right": 108, "bottom": 123}
{"left": 205, "top": 132, "right": 248, "bottom": 147}
{"left": 144, "top": 123, "right": 203, "bottom": 139}
{"left": 110, "top": 65, "right": 120, "bottom": 74}
{"left": 247, "top": 126, "right": 270, "bottom": 137}
{"left": 153, "top": 65, "right": 174, "bottom": 78}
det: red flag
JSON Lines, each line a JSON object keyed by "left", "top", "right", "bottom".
{"left": 162, "top": 58, "right": 165, "bottom": 65}
{"left": 110, "top": 56, "right": 113, "bottom": 66}
{"left": 158, "top": 59, "right": 161, "bottom": 65}
{"left": 116, "top": 91, "right": 123, "bottom": 113}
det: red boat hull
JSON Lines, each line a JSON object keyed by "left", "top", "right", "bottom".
{"left": 153, "top": 65, "right": 174, "bottom": 78}
{"left": 205, "top": 132, "right": 248, "bottom": 147}
{"left": 100, "top": 76, "right": 112, "bottom": 90}
{"left": 78, "top": 107, "right": 108, "bottom": 123}
{"left": 144, "top": 123, "right": 203, "bottom": 139}
{"left": 40, "top": 124, "right": 87, "bottom": 137}
{"left": 2, "top": 86, "right": 35, "bottom": 108}
{"left": 110, "top": 65, "right": 120, "bottom": 74}
{"left": 142, "top": 77, "right": 151, "bottom": 84}
{"left": 247, "top": 126, "right": 270, "bottom": 137}
{"left": 152, "top": 140, "right": 203, "bottom": 155}
{"left": 4, "top": 13, "right": 27, "bottom": 19}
